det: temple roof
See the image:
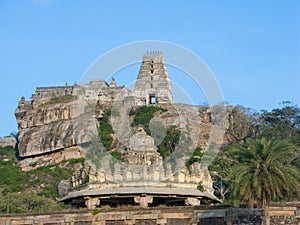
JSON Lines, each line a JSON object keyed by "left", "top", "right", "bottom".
{"left": 60, "top": 186, "right": 220, "bottom": 202}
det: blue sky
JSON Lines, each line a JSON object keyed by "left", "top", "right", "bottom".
{"left": 0, "top": 0, "right": 299, "bottom": 137}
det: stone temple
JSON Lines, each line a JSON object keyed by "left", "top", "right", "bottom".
{"left": 15, "top": 51, "right": 220, "bottom": 208}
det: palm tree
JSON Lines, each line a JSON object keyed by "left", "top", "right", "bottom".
{"left": 226, "top": 138, "right": 300, "bottom": 209}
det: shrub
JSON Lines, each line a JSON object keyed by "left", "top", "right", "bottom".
{"left": 197, "top": 182, "right": 205, "bottom": 192}
{"left": 69, "top": 158, "right": 85, "bottom": 164}
{"left": 0, "top": 193, "right": 66, "bottom": 214}
{"left": 130, "top": 106, "right": 167, "bottom": 134}
{"left": 40, "top": 94, "right": 74, "bottom": 106}
{"left": 92, "top": 208, "right": 100, "bottom": 215}
{"left": 110, "top": 151, "right": 122, "bottom": 161}
{"left": 157, "top": 125, "right": 180, "bottom": 159}
{"left": 99, "top": 109, "right": 114, "bottom": 149}
{"left": 185, "top": 147, "right": 204, "bottom": 169}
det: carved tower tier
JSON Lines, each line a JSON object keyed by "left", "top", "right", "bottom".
{"left": 134, "top": 51, "right": 173, "bottom": 105}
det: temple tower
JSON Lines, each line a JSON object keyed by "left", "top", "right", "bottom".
{"left": 134, "top": 51, "right": 173, "bottom": 105}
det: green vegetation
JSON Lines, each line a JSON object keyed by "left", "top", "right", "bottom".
{"left": 0, "top": 147, "right": 28, "bottom": 194}
{"left": 34, "top": 165, "right": 72, "bottom": 198}
{"left": 40, "top": 94, "right": 74, "bottom": 106}
{"left": 157, "top": 125, "right": 180, "bottom": 159}
{"left": 110, "top": 150, "right": 122, "bottom": 161}
{"left": 210, "top": 102, "right": 300, "bottom": 207}
{"left": 197, "top": 182, "right": 205, "bottom": 192}
{"left": 259, "top": 101, "right": 300, "bottom": 146}
{"left": 69, "top": 157, "right": 85, "bottom": 165}
{"left": 0, "top": 146, "right": 72, "bottom": 213}
{"left": 99, "top": 108, "right": 114, "bottom": 150}
{"left": 225, "top": 138, "right": 300, "bottom": 208}
{"left": 130, "top": 106, "right": 167, "bottom": 134}
{"left": 92, "top": 208, "right": 100, "bottom": 215}
{"left": 185, "top": 147, "right": 204, "bottom": 169}
{"left": 0, "top": 193, "right": 66, "bottom": 214}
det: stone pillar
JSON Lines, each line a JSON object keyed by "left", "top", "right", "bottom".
{"left": 84, "top": 197, "right": 100, "bottom": 209}
{"left": 134, "top": 195, "right": 153, "bottom": 208}
{"left": 185, "top": 197, "right": 201, "bottom": 206}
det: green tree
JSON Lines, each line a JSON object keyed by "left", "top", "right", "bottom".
{"left": 259, "top": 101, "right": 300, "bottom": 143}
{"left": 258, "top": 102, "right": 300, "bottom": 170}
{"left": 226, "top": 138, "right": 300, "bottom": 208}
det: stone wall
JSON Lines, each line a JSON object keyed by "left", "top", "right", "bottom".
{"left": 0, "top": 137, "right": 16, "bottom": 148}
{"left": 1, "top": 204, "right": 299, "bottom": 225}
{"left": 269, "top": 202, "right": 300, "bottom": 225}
{"left": 35, "top": 86, "right": 74, "bottom": 104}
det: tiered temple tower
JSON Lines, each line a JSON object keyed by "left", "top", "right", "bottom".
{"left": 134, "top": 51, "right": 173, "bottom": 105}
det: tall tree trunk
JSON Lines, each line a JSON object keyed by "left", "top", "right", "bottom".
{"left": 264, "top": 205, "right": 270, "bottom": 225}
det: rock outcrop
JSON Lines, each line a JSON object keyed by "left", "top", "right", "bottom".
{"left": 15, "top": 85, "right": 106, "bottom": 169}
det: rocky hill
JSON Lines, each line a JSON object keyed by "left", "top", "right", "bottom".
{"left": 14, "top": 83, "right": 254, "bottom": 172}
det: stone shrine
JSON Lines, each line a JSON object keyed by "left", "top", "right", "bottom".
{"left": 60, "top": 128, "right": 218, "bottom": 208}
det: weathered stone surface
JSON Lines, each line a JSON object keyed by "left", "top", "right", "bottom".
{"left": 185, "top": 197, "right": 201, "bottom": 206}
{"left": 0, "top": 136, "right": 16, "bottom": 148}
{"left": 18, "top": 146, "right": 81, "bottom": 171}
{"left": 84, "top": 197, "right": 100, "bottom": 209}
{"left": 134, "top": 196, "right": 154, "bottom": 208}
{"left": 18, "top": 114, "right": 96, "bottom": 157}
{"left": 58, "top": 180, "right": 71, "bottom": 197}
{"left": 2, "top": 205, "right": 297, "bottom": 225}
{"left": 134, "top": 51, "right": 173, "bottom": 105}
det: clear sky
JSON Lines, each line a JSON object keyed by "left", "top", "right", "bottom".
{"left": 0, "top": 0, "right": 299, "bottom": 137}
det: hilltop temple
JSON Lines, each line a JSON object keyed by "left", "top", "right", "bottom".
{"left": 15, "top": 51, "right": 219, "bottom": 208}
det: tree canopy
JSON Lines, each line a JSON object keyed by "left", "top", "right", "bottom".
{"left": 210, "top": 102, "right": 300, "bottom": 206}
{"left": 225, "top": 138, "right": 300, "bottom": 208}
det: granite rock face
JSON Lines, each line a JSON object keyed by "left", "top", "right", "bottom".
{"left": 16, "top": 101, "right": 97, "bottom": 158}
{"left": 14, "top": 80, "right": 129, "bottom": 169}
{"left": 58, "top": 180, "right": 71, "bottom": 197}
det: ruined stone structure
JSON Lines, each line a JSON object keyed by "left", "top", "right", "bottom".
{"left": 34, "top": 85, "right": 74, "bottom": 105}
{"left": 134, "top": 51, "right": 173, "bottom": 105}
{"left": 0, "top": 136, "right": 16, "bottom": 148}
{"left": 61, "top": 128, "right": 217, "bottom": 208}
